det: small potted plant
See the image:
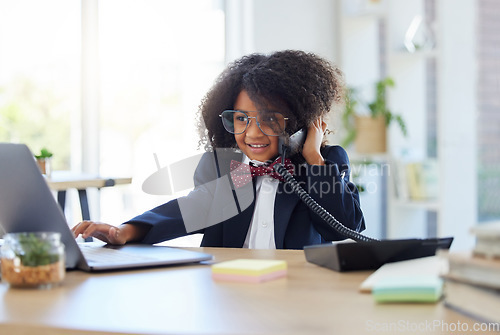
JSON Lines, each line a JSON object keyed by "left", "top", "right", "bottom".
{"left": 1, "top": 232, "right": 65, "bottom": 288}
{"left": 35, "top": 147, "right": 53, "bottom": 177}
{"left": 342, "top": 77, "right": 407, "bottom": 154}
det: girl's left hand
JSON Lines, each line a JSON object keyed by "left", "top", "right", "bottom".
{"left": 302, "top": 118, "right": 327, "bottom": 165}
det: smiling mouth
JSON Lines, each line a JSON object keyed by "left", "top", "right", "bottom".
{"left": 247, "top": 144, "right": 269, "bottom": 148}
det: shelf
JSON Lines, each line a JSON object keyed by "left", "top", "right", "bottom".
{"left": 388, "top": 48, "right": 438, "bottom": 62}
{"left": 342, "top": 11, "right": 385, "bottom": 20}
{"left": 349, "top": 152, "right": 391, "bottom": 164}
{"left": 392, "top": 199, "right": 440, "bottom": 211}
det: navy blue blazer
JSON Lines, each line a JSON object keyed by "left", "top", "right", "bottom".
{"left": 125, "top": 145, "right": 365, "bottom": 249}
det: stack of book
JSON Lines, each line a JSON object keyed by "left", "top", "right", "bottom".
{"left": 440, "top": 222, "right": 500, "bottom": 323}
{"left": 471, "top": 221, "right": 500, "bottom": 259}
{"left": 392, "top": 159, "right": 439, "bottom": 201}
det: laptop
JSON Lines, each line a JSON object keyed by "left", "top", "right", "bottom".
{"left": 0, "top": 143, "right": 212, "bottom": 271}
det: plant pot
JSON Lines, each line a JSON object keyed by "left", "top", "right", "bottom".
{"left": 354, "top": 115, "right": 387, "bottom": 153}
{"left": 36, "top": 157, "right": 52, "bottom": 177}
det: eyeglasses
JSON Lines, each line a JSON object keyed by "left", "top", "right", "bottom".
{"left": 219, "top": 110, "right": 288, "bottom": 136}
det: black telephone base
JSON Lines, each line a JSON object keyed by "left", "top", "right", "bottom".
{"left": 304, "top": 237, "right": 453, "bottom": 272}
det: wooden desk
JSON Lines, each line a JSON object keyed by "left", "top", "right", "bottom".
{"left": 47, "top": 172, "right": 132, "bottom": 221}
{"left": 0, "top": 248, "right": 491, "bottom": 335}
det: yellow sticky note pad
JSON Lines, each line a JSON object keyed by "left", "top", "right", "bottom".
{"left": 212, "top": 259, "right": 287, "bottom": 283}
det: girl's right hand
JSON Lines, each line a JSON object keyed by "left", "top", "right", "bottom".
{"left": 302, "top": 118, "right": 327, "bottom": 166}
{"left": 71, "top": 221, "right": 127, "bottom": 245}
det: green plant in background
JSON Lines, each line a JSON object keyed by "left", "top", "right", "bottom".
{"left": 16, "top": 233, "right": 60, "bottom": 267}
{"left": 353, "top": 177, "right": 366, "bottom": 193}
{"left": 341, "top": 87, "right": 359, "bottom": 148}
{"left": 341, "top": 77, "right": 408, "bottom": 148}
{"left": 368, "top": 77, "right": 407, "bottom": 135}
{"left": 34, "top": 147, "right": 53, "bottom": 159}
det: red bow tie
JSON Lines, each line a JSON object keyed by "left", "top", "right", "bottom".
{"left": 230, "top": 157, "right": 294, "bottom": 188}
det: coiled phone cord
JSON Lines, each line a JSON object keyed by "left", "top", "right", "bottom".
{"left": 273, "top": 163, "right": 379, "bottom": 243}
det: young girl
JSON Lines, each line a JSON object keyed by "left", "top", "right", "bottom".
{"left": 72, "top": 50, "right": 366, "bottom": 249}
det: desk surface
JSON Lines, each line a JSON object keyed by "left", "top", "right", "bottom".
{"left": 47, "top": 171, "right": 132, "bottom": 191}
{"left": 0, "top": 247, "right": 487, "bottom": 335}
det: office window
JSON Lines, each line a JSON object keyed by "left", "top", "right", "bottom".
{"left": 0, "top": 0, "right": 80, "bottom": 170}
{"left": 0, "top": 1, "right": 225, "bottom": 232}
{"left": 97, "top": 0, "right": 225, "bottom": 222}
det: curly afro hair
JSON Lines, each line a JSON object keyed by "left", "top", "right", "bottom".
{"left": 197, "top": 50, "right": 345, "bottom": 152}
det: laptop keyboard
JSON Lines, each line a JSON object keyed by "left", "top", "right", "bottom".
{"left": 80, "top": 244, "right": 156, "bottom": 263}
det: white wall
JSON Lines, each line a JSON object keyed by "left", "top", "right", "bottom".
{"left": 225, "top": 0, "right": 338, "bottom": 63}
{"left": 437, "top": 0, "right": 477, "bottom": 250}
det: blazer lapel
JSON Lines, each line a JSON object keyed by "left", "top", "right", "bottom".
{"left": 218, "top": 149, "right": 255, "bottom": 247}
{"left": 222, "top": 200, "right": 255, "bottom": 247}
{"left": 273, "top": 183, "right": 300, "bottom": 248}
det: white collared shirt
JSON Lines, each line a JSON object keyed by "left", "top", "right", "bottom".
{"left": 242, "top": 156, "right": 278, "bottom": 249}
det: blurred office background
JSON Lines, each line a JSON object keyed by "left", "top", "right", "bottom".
{"left": 0, "top": 0, "right": 497, "bottom": 250}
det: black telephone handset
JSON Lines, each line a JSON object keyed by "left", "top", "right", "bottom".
{"left": 278, "top": 128, "right": 307, "bottom": 161}
{"left": 288, "top": 128, "right": 307, "bottom": 155}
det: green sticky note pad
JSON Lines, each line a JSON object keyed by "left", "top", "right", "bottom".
{"left": 372, "top": 275, "right": 443, "bottom": 303}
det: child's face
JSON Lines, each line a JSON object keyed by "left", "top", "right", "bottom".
{"left": 233, "top": 90, "right": 280, "bottom": 162}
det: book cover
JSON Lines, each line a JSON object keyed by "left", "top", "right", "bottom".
{"left": 392, "top": 160, "right": 410, "bottom": 200}
{"left": 444, "top": 279, "right": 500, "bottom": 323}
{"left": 439, "top": 250, "right": 500, "bottom": 290}
{"left": 406, "top": 162, "right": 425, "bottom": 200}
{"left": 420, "top": 159, "right": 439, "bottom": 199}
{"left": 471, "top": 221, "right": 500, "bottom": 237}
{"left": 471, "top": 222, "right": 500, "bottom": 258}
{"left": 405, "top": 160, "right": 439, "bottom": 200}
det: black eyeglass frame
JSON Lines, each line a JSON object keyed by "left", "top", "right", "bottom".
{"left": 219, "top": 110, "right": 289, "bottom": 137}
